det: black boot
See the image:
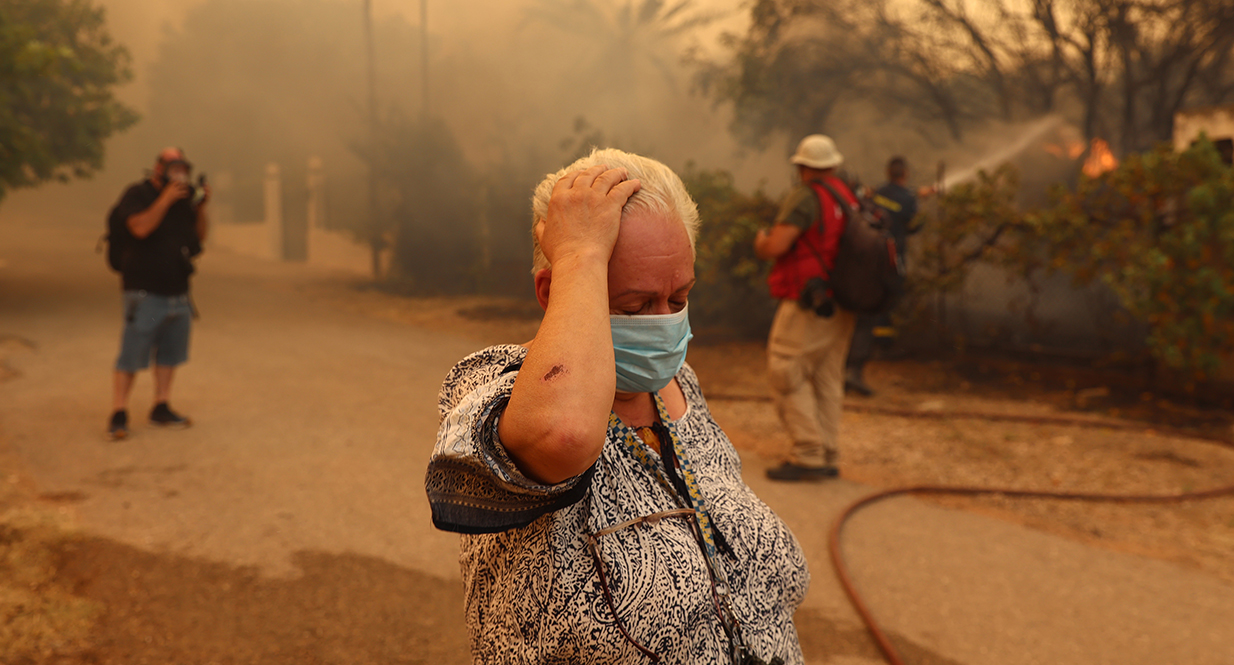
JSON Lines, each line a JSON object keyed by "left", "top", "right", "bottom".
{"left": 844, "top": 366, "right": 874, "bottom": 397}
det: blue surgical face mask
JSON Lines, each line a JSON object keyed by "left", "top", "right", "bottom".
{"left": 610, "top": 305, "right": 693, "bottom": 393}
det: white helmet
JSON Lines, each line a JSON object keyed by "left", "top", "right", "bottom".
{"left": 790, "top": 134, "right": 843, "bottom": 170}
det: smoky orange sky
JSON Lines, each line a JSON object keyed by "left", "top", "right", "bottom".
{"left": 99, "top": 0, "right": 747, "bottom": 109}
{"left": 7, "top": 0, "right": 1068, "bottom": 226}
{"left": 11, "top": 0, "right": 790, "bottom": 222}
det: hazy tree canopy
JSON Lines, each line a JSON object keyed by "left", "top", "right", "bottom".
{"left": 699, "top": 0, "right": 1234, "bottom": 155}
{"left": 523, "top": 0, "right": 720, "bottom": 86}
{"left": 0, "top": 0, "right": 137, "bottom": 202}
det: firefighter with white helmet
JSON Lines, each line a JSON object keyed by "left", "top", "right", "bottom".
{"left": 789, "top": 134, "right": 844, "bottom": 170}
{"left": 753, "top": 134, "right": 858, "bottom": 481}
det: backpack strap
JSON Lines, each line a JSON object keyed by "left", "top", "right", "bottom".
{"left": 815, "top": 180, "right": 853, "bottom": 226}
{"left": 820, "top": 180, "right": 892, "bottom": 234}
{"left": 800, "top": 179, "right": 850, "bottom": 275}
{"left": 798, "top": 221, "right": 830, "bottom": 276}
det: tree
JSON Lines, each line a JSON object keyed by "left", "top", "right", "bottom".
{"left": 699, "top": 0, "right": 1234, "bottom": 156}
{"left": 361, "top": 113, "right": 479, "bottom": 293}
{"left": 1030, "top": 138, "right": 1234, "bottom": 378}
{"left": 694, "top": 0, "right": 996, "bottom": 149}
{"left": 0, "top": 0, "right": 137, "bottom": 202}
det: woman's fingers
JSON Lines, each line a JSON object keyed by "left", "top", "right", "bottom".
{"left": 563, "top": 164, "right": 610, "bottom": 193}
{"left": 539, "top": 164, "right": 640, "bottom": 265}
{"left": 590, "top": 166, "right": 630, "bottom": 193}
{"left": 608, "top": 176, "right": 641, "bottom": 203}
{"left": 551, "top": 167, "right": 591, "bottom": 197}
{"left": 557, "top": 165, "right": 631, "bottom": 197}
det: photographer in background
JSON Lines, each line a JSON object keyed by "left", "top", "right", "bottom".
{"left": 105, "top": 147, "right": 210, "bottom": 440}
{"left": 753, "top": 135, "right": 858, "bottom": 481}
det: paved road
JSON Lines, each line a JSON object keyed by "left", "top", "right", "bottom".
{"left": 2, "top": 219, "right": 1231, "bottom": 664}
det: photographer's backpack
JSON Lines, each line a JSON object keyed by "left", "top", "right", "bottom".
{"left": 101, "top": 204, "right": 132, "bottom": 273}
{"left": 811, "top": 180, "right": 904, "bottom": 314}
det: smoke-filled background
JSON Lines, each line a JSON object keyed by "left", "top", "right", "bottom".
{"left": 6, "top": 0, "right": 1069, "bottom": 280}
{"left": 7, "top": 0, "right": 770, "bottom": 278}
{"left": 8, "top": 1, "right": 747, "bottom": 296}
{"left": 6, "top": 0, "right": 1234, "bottom": 366}
{"left": 11, "top": 0, "right": 1234, "bottom": 223}
{"left": 6, "top": 4, "right": 1234, "bottom": 663}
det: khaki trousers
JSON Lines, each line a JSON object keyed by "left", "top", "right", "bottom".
{"left": 766, "top": 300, "right": 856, "bottom": 467}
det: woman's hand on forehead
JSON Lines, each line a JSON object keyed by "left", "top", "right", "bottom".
{"left": 536, "top": 165, "right": 641, "bottom": 269}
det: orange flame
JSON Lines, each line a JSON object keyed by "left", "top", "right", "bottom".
{"left": 1083, "top": 138, "right": 1118, "bottom": 177}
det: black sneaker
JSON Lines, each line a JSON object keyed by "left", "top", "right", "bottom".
{"left": 108, "top": 410, "right": 129, "bottom": 440}
{"left": 765, "top": 462, "right": 839, "bottom": 482}
{"left": 150, "top": 402, "right": 191, "bottom": 428}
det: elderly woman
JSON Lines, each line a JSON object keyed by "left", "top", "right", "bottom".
{"left": 426, "top": 149, "right": 808, "bottom": 664}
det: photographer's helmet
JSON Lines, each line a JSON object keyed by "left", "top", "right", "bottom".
{"left": 790, "top": 135, "right": 843, "bottom": 170}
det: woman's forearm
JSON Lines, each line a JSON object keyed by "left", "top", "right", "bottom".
{"left": 501, "top": 252, "right": 614, "bottom": 484}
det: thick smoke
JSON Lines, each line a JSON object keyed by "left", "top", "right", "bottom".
{"left": 6, "top": 0, "right": 1076, "bottom": 240}
{"left": 7, "top": 1, "right": 783, "bottom": 221}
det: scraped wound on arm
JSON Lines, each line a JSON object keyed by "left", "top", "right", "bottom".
{"left": 542, "top": 364, "right": 568, "bottom": 382}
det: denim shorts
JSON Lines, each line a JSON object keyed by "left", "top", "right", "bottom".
{"left": 115, "top": 291, "right": 193, "bottom": 372}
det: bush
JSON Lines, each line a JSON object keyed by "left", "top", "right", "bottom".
{"left": 363, "top": 114, "right": 480, "bottom": 294}
{"left": 904, "top": 164, "right": 1030, "bottom": 343}
{"left": 902, "top": 138, "right": 1234, "bottom": 380}
{"left": 682, "top": 166, "right": 779, "bottom": 339}
{"left": 1030, "top": 138, "right": 1234, "bottom": 378}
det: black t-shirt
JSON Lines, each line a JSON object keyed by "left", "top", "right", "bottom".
{"left": 108, "top": 180, "right": 202, "bottom": 295}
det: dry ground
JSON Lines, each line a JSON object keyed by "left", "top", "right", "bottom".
{"left": 309, "top": 284, "right": 1234, "bottom": 587}
{"left": 3, "top": 278, "right": 1233, "bottom": 665}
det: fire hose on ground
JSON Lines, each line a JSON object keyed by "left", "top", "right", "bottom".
{"left": 830, "top": 482, "right": 1234, "bottom": 665}
{"left": 707, "top": 393, "right": 1234, "bottom": 665}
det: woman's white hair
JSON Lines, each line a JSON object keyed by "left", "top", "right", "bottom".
{"left": 531, "top": 148, "right": 700, "bottom": 273}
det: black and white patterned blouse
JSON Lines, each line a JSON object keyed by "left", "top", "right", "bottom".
{"left": 426, "top": 345, "right": 810, "bottom": 664}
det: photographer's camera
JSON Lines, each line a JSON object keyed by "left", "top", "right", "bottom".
{"left": 168, "top": 172, "right": 207, "bottom": 204}
{"left": 797, "top": 277, "right": 835, "bottom": 318}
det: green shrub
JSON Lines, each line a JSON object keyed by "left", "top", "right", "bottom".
{"left": 905, "top": 138, "right": 1234, "bottom": 379}
{"left": 682, "top": 166, "right": 779, "bottom": 339}
{"left": 1030, "top": 138, "right": 1234, "bottom": 377}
